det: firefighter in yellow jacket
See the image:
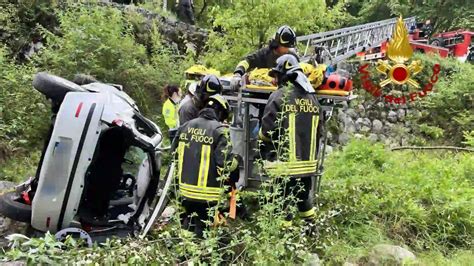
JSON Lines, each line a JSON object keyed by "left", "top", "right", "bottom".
{"left": 172, "top": 94, "right": 241, "bottom": 237}
{"left": 259, "top": 54, "right": 321, "bottom": 225}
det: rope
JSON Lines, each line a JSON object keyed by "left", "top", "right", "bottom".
{"left": 391, "top": 146, "right": 474, "bottom": 152}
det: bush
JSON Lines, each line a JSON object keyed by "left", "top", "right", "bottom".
{"left": 36, "top": 5, "right": 185, "bottom": 115}
{"left": 412, "top": 54, "right": 474, "bottom": 146}
{"left": 3, "top": 140, "right": 473, "bottom": 263}
{"left": 0, "top": 47, "right": 49, "bottom": 160}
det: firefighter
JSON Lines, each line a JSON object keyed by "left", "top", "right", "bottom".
{"left": 259, "top": 54, "right": 320, "bottom": 226}
{"left": 179, "top": 82, "right": 197, "bottom": 110}
{"left": 422, "top": 19, "right": 433, "bottom": 37}
{"left": 179, "top": 74, "right": 223, "bottom": 125}
{"left": 231, "top": 25, "right": 298, "bottom": 89}
{"left": 172, "top": 94, "right": 241, "bottom": 237}
{"left": 162, "top": 84, "right": 182, "bottom": 139}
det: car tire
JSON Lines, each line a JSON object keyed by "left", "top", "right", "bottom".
{"left": 0, "top": 191, "right": 31, "bottom": 223}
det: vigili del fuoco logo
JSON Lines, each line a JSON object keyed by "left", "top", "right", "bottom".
{"left": 359, "top": 17, "right": 441, "bottom": 105}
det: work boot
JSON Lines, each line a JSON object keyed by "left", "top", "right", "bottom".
{"left": 299, "top": 207, "right": 318, "bottom": 236}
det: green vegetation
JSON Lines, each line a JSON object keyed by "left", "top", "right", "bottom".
{"left": 2, "top": 140, "right": 473, "bottom": 264}
{"left": 411, "top": 54, "right": 474, "bottom": 146}
{"left": 37, "top": 5, "right": 185, "bottom": 114}
{"left": 0, "top": 1, "right": 473, "bottom": 264}
{"left": 341, "top": 0, "right": 474, "bottom": 32}
{"left": 0, "top": 3, "right": 188, "bottom": 162}
{"left": 0, "top": 48, "right": 48, "bottom": 160}
{"left": 203, "top": 0, "right": 346, "bottom": 71}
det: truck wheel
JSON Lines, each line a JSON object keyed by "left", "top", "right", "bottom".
{"left": 430, "top": 37, "right": 445, "bottom": 47}
{"left": 0, "top": 192, "right": 31, "bottom": 223}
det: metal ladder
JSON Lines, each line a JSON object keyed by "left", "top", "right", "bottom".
{"left": 297, "top": 17, "right": 417, "bottom": 65}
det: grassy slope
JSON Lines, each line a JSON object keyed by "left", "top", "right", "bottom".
{"left": 319, "top": 140, "right": 474, "bottom": 264}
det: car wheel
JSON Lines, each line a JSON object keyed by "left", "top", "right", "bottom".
{"left": 0, "top": 191, "right": 31, "bottom": 223}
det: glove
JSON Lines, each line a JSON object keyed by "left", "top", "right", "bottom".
{"left": 230, "top": 74, "right": 242, "bottom": 91}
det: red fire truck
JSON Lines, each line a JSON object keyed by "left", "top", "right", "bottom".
{"left": 410, "top": 23, "right": 473, "bottom": 62}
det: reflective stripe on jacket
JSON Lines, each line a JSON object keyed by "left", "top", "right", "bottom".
{"left": 259, "top": 84, "right": 320, "bottom": 177}
{"left": 162, "top": 98, "right": 179, "bottom": 129}
{"left": 173, "top": 108, "right": 239, "bottom": 202}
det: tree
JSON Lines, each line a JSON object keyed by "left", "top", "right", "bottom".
{"left": 202, "top": 0, "right": 347, "bottom": 72}
{"left": 342, "top": 0, "right": 474, "bottom": 32}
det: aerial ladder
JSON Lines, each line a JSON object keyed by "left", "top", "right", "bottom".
{"left": 297, "top": 17, "right": 417, "bottom": 64}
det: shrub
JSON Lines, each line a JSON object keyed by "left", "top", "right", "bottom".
{"left": 36, "top": 5, "right": 185, "bottom": 115}
{"left": 0, "top": 47, "right": 49, "bottom": 160}
{"left": 412, "top": 54, "right": 474, "bottom": 146}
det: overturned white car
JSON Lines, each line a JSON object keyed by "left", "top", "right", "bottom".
{"left": 0, "top": 73, "right": 169, "bottom": 242}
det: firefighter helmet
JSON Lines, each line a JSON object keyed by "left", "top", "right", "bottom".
{"left": 274, "top": 25, "right": 296, "bottom": 48}
{"left": 196, "top": 74, "right": 223, "bottom": 97}
{"left": 269, "top": 54, "right": 301, "bottom": 80}
{"left": 206, "top": 94, "right": 230, "bottom": 122}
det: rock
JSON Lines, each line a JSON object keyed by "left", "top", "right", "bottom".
{"left": 384, "top": 122, "right": 394, "bottom": 134}
{"left": 361, "top": 126, "right": 371, "bottom": 133}
{"left": 307, "top": 253, "right": 321, "bottom": 266}
{"left": 346, "top": 124, "right": 356, "bottom": 134}
{"left": 354, "top": 133, "right": 364, "bottom": 139}
{"left": 369, "top": 244, "right": 416, "bottom": 265}
{"left": 0, "top": 181, "right": 15, "bottom": 191}
{"left": 397, "top": 109, "right": 406, "bottom": 121}
{"left": 368, "top": 133, "right": 378, "bottom": 142}
{"left": 366, "top": 110, "right": 379, "bottom": 120}
{"left": 356, "top": 104, "right": 365, "bottom": 113}
{"left": 338, "top": 133, "right": 349, "bottom": 145}
{"left": 327, "top": 131, "right": 333, "bottom": 143}
{"left": 341, "top": 101, "right": 349, "bottom": 111}
{"left": 325, "top": 145, "right": 333, "bottom": 155}
{"left": 346, "top": 108, "right": 358, "bottom": 119}
{"left": 0, "top": 216, "right": 12, "bottom": 232}
{"left": 337, "top": 110, "right": 347, "bottom": 123}
{"left": 184, "top": 42, "right": 197, "bottom": 54}
{"left": 101, "top": 2, "right": 209, "bottom": 54}
{"left": 380, "top": 111, "right": 387, "bottom": 119}
{"left": 401, "top": 137, "right": 410, "bottom": 146}
{"left": 376, "top": 101, "right": 386, "bottom": 109}
{"left": 355, "top": 118, "right": 364, "bottom": 131}
{"left": 383, "top": 138, "right": 392, "bottom": 146}
{"left": 378, "top": 134, "right": 386, "bottom": 142}
{"left": 372, "top": 119, "right": 383, "bottom": 134}
{"left": 161, "top": 206, "right": 176, "bottom": 220}
{"left": 362, "top": 118, "right": 372, "bottom": 128}
{"left": 344, "top": 117, "right": 356, "bottom": 133}
{"left": 387, "top": 111, "right": 398, "bottom": 123}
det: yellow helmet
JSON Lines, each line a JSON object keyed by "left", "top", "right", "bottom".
{"left": 185, "top": 65, "right": 221, "bottom": 80}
